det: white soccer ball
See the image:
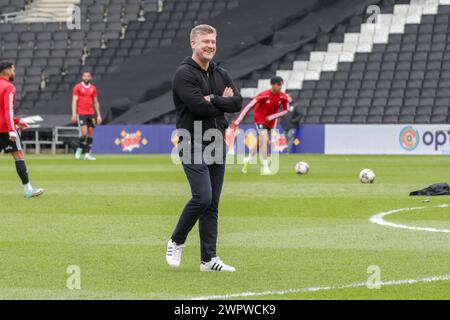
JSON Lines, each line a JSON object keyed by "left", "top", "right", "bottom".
{"left": 360, "top": 169, "right": 375, "bottom": 184}
{"left": 295, "top": 161, "right": 310, "bottom": 175}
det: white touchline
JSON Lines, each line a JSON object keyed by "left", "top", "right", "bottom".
{"left": 369, "top": 204, "right": 450, "bottom": 233}
{"left": 191, "top": 205, "right": 450, "bottom": 300}
{"left": 191, "top": 275, "right": 450, "bottom": 300}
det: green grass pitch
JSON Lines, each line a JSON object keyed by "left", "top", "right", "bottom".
{"left": 0, "top": 154, "right": 449, "bottom": 299}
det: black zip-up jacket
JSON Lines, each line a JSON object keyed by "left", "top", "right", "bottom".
{"left": 173, "top": 57, "right": 242, "bottom": 140}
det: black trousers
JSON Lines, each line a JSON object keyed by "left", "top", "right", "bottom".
{"left": 171, "top": 159, "right": 225, "bottom": 262}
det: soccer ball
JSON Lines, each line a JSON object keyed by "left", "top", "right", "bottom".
{"left": 295, "top": 161, "right": 310, "bottom": 175}
{"left": 359, "top": 169, "right": 375, "bottom": 184}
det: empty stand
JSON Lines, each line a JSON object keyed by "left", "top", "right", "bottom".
{"left": 4, "top": 0, "right": 450, "bottom": 126}
{"left": 236, "top": 0, "right": 450, "bottom": 124}
{"left": 1, "top": 0, "right": 239, "bottom": 114}
{"left": 0, "top": 0, "right": 29, "bottom": 16}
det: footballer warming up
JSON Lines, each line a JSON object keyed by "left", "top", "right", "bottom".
{"left": 232, "top": 76, "right": 290, "bottom": 175}
{"left": 71, "top": 71, "right": 102, "bottom": 161}
{"left": 0, "top": 61, "right": 44, "bottom": 198}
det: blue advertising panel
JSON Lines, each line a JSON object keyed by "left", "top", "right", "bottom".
{"left": 92, "top": 125, "right": 176, "bottom": 154}
{"left": 292, "top": 124, "right": 325, "bottom": 154}
{"left": 92, "top": 124, "right": 325, "bottom": 154}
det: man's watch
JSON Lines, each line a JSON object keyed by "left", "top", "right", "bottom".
{"left": 209, "top": 94, "right": 216, "bottom": 101}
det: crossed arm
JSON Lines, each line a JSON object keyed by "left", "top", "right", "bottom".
{"left": 208, "top": 71, "right": 242, "bottom": 114}
{"left": 174, "top": 70, "right": 243, "bottom": 118}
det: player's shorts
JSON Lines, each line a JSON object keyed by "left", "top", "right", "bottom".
{"left": 77, "top": 114, "right": 96, "bottom": 128}
{"left": 255, "top": 123, "right": 272, "bottom": 136}
{"left": 0, "top": 132, "right": 22, "bottom": 153}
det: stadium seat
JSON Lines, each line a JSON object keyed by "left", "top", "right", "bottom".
{"left": 233, "top": 1, "right": 450, "bottom": 124}
{"left": 7, "top": 0, "right": 450, "bottom": 125}
{"left": 10, "top": 0, "right": 236, "bottom": 112}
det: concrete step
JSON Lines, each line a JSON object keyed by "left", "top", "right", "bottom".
{"left": 11, "top": 0, "right": 80, "bottom": 23}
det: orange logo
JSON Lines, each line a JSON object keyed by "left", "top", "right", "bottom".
{"left": 115, "top": 130, "right": 148, "bottom": 152}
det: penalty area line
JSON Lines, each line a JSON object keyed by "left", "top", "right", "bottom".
{"left": 370, "top": 204, "right": 450, "bottom": 233}
{"left": 190, "top": 275, "right": 450, "bottom": 300}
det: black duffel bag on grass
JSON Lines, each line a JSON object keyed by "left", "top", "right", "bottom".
{"left": 410, "top": 183, "right": 450, "bottom": 196}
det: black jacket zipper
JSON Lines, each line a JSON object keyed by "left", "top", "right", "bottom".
{"left": 206, "top": 71, "right": 218, "bottom": 129}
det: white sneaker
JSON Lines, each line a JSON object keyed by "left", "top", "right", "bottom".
{"left": 166, "top": 239, "right": 184, "bottom": 269}
{"left": 200, "top": 257, "right": 236, "bottom": 272}
{"left": 24, "top": 187, "right": 44, "bottom": 198}
{"left": 84, "top": 153, "right": 96, "bottom": 161}
{"left": 261, "top": 166, "right": 272, "bottom": 175}
{"left": 75, "top": 148, "right": 82, "bottom": 160}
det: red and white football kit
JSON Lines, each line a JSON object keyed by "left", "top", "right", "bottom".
{"left": 234, "top": 89, "right": 290, "bottom": 129}
{"left": 73, "top": 82, "right": 97, "bottom": 115}
{"left": 0, "top": 77, "right": 20, "bottom": 134}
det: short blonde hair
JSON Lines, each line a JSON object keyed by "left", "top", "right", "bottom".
{"left": 190, "top": 24, "right": 217, "bottom": 41}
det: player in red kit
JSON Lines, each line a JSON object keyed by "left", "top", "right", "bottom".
{"left": 71, "top": 71, "right": 102, "bottom": 161}
{"left": 0, "top": 61, "right": 44, "bottom": 198}
{"left": 232, "top": 76, "right": 289, "bottom": 175}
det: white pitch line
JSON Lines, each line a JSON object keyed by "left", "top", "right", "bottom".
{"left": 370, "top": 204, "right": 450, "bottom": 233}
{"left": 192, "top": 205, "right": 450, "bottom": 300}
{"left": 191, "top": 275, "right": 450, "bottom": 300}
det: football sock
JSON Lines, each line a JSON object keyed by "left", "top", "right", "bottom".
{"left": 86, "top": 137, "right": 93, "bottom": 153}
{"left": 263, "top": 159, "right": 269, "bottom": 168}
{"left": 79, "top": 136, "right": 87, "bottom": 153}
{"left": 23, "top": 183, "right": 33, "bottom": 193}
{"left": 15, "top": 159, "right": 30, "bottom": 186}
